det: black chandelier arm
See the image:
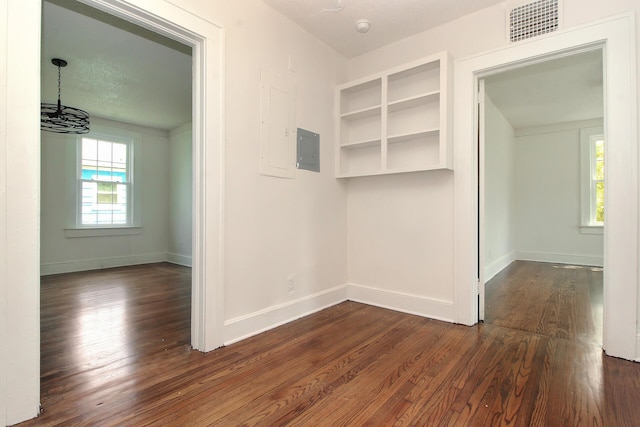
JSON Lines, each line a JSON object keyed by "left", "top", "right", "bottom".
{"left": 41, "top": 103, "right": 90, "bottom": 134}
{"left": 41, "top": 58, "right": 90, "bottom": 134}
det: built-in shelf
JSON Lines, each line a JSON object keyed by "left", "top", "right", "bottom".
{"left": 387, "top": 128, "right": 439, "bottom": 144}
{"left": 335, "top": 51, "right": 453, "bottom": 178}
{"left": 341, "top": 138, "right": 382, "bottom": 149}
{"left": 387, "top": 91, "right": 439, "bottom": 113}
{"left": 340, "top": 105, "right": 382, "bottom": 121}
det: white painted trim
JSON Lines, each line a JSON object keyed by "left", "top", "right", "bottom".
{"left": 40, "top": 253, "right": 167, "bottom": 276}
{"left": 0, "top": 0, "right": 6, "bottom": 419}
{"left": 223, "top": 285, "right": 348, "bottom": 345}
{"left": 347, "top": 283, "right": 455, "bottom": 323}
{"left": 484, "top": 251, "right": 516, "bottom": 283}
{"left": 579, "top": 225, "right": 603, "bottom": 235}
{"left": 63, "top": 226, "right": 143, "bottom": 238}
{"left": 515, "top": 251, "right": 602, "bottom": 267}
{"left": 3, "top": 1, "right": 42, "bottom": 423}
{"left": 454, "top": 13, "right": 638, "bottom": 360}
{"left": 514, "top": 118, "right": 603, "bottom": 137}
{"left": 223, "top": 283, "right": 456, "bottom": 347}
{"left": 166, "top": 253, "right": 192, "bottom": 267}
{"left": 78, "top": 0, "right": 226, "bottom": 353}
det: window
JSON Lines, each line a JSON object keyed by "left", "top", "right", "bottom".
{"left": 591, "top": 137, "right": 605, "bottom": 224}
{"left": 580, "top": 127, "right": 604, "bottom": 233}
{"left": 64, "top": 124, "right": 142, "bottom": 237}
{"left": 79, "top": 137, "right": 131, "bottom": 226}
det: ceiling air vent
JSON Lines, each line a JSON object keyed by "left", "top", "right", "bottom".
{"left": 509, "top": 0, "right": 560, "bottom": 43}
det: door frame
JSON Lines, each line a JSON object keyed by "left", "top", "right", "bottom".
{"left": 476, "top": 46, "right": 605, "bottom": 323}
{"left": 75, "top": 0, "right": 226, "bottom": 352}
{"left": 2, "top": 0, "right": 224, "bottom": 422}
{"left": 453, "top": 13, "right": 638, "bottom": 360}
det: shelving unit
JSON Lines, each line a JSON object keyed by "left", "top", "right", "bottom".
{"left": 335, "top": 51, "right": 453, "bottom": 178}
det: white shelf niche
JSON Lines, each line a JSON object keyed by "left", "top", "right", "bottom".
{"left": 335, "top": 51, "right": 452, "bottom": 178}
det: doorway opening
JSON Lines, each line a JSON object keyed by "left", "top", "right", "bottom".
{"left": 453, "top": 13, "right": 637, "bottom": 361}
{"left": 39, "top": 0, "right": 196, "bottom": 395}
{"left": 477, "top": 49, "right": 605, "bottom": 346}
{"left": 38, "top": 0, "right": 225, "bottom": 355}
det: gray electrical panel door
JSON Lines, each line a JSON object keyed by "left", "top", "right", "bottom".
{"left": 296, "top": 128, "right": 320, "bottom": 172}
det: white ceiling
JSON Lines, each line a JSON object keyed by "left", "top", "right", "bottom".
{"left": 42, "top": 0, "right": 192, "bottom": 131}
{"left": 262, "top": 0, "right": 506, "bottom": 57}
{"left": 484, "top": 50, "right": 604, "bottom": 129}
{"left": 42, "top": 0, "right": 602, "bottom": 133}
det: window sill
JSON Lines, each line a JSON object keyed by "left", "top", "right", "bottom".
{"left": 64, "top": 226, "right": 142, "bottom": 238}
{"left": 579, "top": 225, "right": 603, "bottom": 235}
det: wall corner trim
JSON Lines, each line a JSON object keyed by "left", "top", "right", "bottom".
{"left": 347, "top": 283, "right": 455, "bottom": 323}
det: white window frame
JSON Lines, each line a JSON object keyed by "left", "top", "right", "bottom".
{"left": 579, "top": 126, "right": 604, "bottom": 234}
{"left": 64, "top": 124, "right": 142, "bottom": 238}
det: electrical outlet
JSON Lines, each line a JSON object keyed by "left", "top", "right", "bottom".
{"left": 287, "top": 277, "right": 295, "bottom": 292}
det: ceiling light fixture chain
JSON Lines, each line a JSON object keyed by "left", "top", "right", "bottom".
{"left": 41, "top": 58, "right": 90, "bottom": 134}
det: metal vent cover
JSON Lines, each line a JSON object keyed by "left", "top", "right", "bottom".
{"left": 509, "top": 0, "right": 559, "bottom": 43}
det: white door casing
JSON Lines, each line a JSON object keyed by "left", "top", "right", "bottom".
{"left": 2, "top": 0, "right": 224, "bottom": 423}
{"left": 454, "top": 13, "right": 638, "bottom": 360}
{"left": 78, "top": 0, "right": 226, "bottom": 353}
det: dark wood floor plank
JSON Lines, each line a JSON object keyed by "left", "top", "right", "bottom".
{"left": 485, "top": 261, "right": 603, "bottom": 346}
{"left": 14, "top": 262, "right": 640, "bottom": 426}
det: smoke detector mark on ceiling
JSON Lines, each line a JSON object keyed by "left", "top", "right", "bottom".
{"left": 356, "top": 20, "right": 371, "bottom": 33}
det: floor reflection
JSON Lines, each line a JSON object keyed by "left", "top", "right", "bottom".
{"left": 74, "top": 283, "right": 132, "bottom": 386}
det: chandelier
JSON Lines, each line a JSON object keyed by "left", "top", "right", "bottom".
{"left": 41, "top": 58, "right": 90, "bottom": 134}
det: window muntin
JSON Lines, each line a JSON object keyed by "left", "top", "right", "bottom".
{"left": 79, "top": 137, "right": 132, "bottom": 226}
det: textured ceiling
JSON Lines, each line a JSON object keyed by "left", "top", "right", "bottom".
{"left": 42, "top": 0, "right": 600, "bottom": 133}
{"left": 262, "top": 0, "right": 506, "bottom": 57}
{"left": 484, "top": 50, "right": 604, "bottom": 129}
{"left": 42, "top": 0, "right": 192, "bottom": 131}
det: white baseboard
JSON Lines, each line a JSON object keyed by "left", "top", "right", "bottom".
{"left": 484, "top": 251, "right": 516, "bottom": 283}
{"left": 223, "top": 283, "right": 456, "bottom": 346}
{"left": 166, "top": 252, "right": 192, "bottom": 267}
{"left": 347, "top": 283, "right": 455, "bottom": 323}
{"left": 636, "top": 334, "right": 640, "bottom": 362}
{"left": 516, "top": 251, "right": 603, "bottom": 267}
{"left": 223, "top": 285, "right": 348, "bottom": 345}
{"left": 40, "top": 253, "right": 167, "bottom": 276}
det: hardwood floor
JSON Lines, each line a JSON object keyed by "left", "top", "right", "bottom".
{"left": 485, "top": 260, "right": 603, "bottom": 346}
{"left": 16, "top": 262, "right": 640, "bottom": 426}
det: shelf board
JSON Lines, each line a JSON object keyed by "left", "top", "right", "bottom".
{"left": 341, "top": 138, "right": 381, "bottom": 150}
{"left": 336, "top": 163, "right": 450, "bottom": 178}
{"left": 388, "top": 60, "right": 440, "bottom": 82}
{"left": 339, "top": 76, "right": 382, "bottom": 93}
{"left": 384, "top": 164, "right": 450, "bottom": 174}
{"left": 388, "top": 91, "right": 439, "bottom": 113}
{"left": 340, "top": 105, "right": 382, "bottom": 121}
{"left": 336, "top": 169, "right": 383, "bottom": 179}
{"left": 387, "top": 128, "right": 439, "bottom": 144}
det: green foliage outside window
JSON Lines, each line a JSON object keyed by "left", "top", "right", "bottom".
{"left": 594, "top": 139, "right": 604, "bottom": 223}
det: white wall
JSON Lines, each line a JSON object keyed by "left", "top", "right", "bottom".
{"left": 344, "top": 4, "right": 508, "bottom": 322}
{"left": 514, "top": 121, "right": 604, "bottom": 266}
{"left": 347, "top": 172, "right": 455, "bottom": 320}
{"left": 159, "top": 0, "right": 350, "bottom": 342}
{"left": 40, "top": 118, "right": 170, "bottom": 274}
{"left": 344, "top": 0, "right": 639, "bottom": 327}
{"left": 4, "top": 0, "right": 348, "bottom": 421}
{"left": 3, "top": 0, "right": 640, "bottom": 423}
{"left": 484, "top": 94, "right": 516, "bottom": 281}
{"left": 168, "top": 123, "right": 193, "bottom": 266}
